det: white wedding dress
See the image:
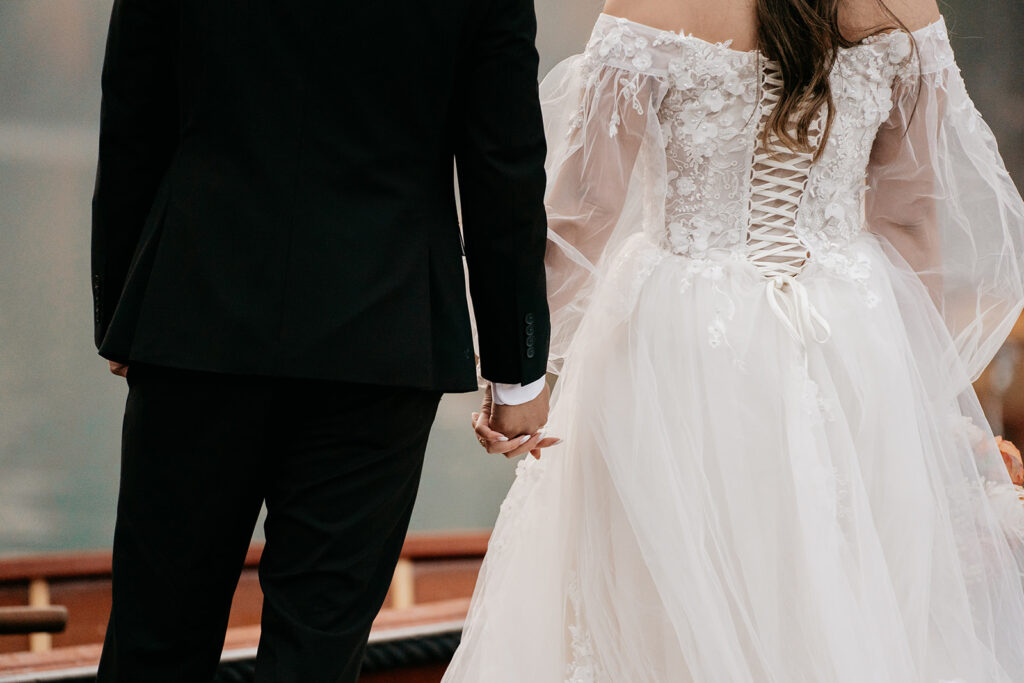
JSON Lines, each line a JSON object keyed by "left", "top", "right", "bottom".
{"left": 444, "top": 14, "right": 1024, "bottom": 682}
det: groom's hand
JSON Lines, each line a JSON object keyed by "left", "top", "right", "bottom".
{"left": 108, "top": 361, "right": 129, "bottom": 378}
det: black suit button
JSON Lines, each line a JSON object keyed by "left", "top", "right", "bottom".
{"left": 525, "top": 336, "right": 536, "bottom": 348}
{"left": 526, "top": 347, "right": 536, "bottom": 359}
{"left": 524, "top": 313, "right": 535, "bottom": 324}
{"left": 525, "top": 324, "right": 535, "bottom": 336}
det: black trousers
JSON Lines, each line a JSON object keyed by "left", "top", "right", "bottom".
{"left": 96, "top": 364, "right": 442, "bottom": 683}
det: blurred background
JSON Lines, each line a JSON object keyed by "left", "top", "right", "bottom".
{"left": 0, "top": 0, "right": 1021, "bottom": 557}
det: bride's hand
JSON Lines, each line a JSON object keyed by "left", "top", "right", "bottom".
{"left": 472, "top": 385, "right": 561, "bottom": 459}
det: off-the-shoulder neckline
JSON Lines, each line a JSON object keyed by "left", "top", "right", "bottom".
{"left": 596, "top": 12, "right": 946, "bottom": 59}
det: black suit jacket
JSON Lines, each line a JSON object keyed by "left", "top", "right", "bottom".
{"left": 92, "top": 0, "right": 550, "bottom": 392}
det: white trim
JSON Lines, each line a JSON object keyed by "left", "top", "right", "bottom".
{"left": 367, "top": 618, "right": 465, "bottom": 644}
{"left": 0, "top": 665, "right": 97, "bottom": 682}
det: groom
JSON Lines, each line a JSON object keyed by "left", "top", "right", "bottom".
{"left": 91, "top": 0, "right": 551, "bottom": 680}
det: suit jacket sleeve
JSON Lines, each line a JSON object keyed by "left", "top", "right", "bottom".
{"left": 91, "top": 0, "right": 179, "bottom": 350}
{"left": 455, "top": 0, "right": 550, "bottom": 386}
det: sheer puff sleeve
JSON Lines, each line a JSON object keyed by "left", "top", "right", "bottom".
{"left": 866, "top": 18, "right": 1024, "bottom": 382}
{"left": 542, "top": 18, "right": 673, "bottom": 374}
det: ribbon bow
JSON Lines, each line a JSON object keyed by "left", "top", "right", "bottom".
{"left": 764, "top": 276, "right": 831, "bottom": 348}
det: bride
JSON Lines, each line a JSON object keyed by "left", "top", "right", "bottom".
{"left": 446, "top": 0, "right": 1024, "bottom": 679}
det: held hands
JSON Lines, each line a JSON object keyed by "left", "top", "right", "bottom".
{"left": 472, "top": 383, "right": 561, "bottom": 460}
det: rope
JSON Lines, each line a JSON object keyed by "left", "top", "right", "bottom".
{"left": 362, "top": 632, "right": 462, "bottom": 672}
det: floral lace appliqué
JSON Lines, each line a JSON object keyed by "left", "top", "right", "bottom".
{"left": 565, "top": 572, "right": 601, "bottom": 683}
{"left": 816, "top": 248, "right": 880, "bottom": 308}
{"left": 488, "top": 456, "right": 548, "bottom": 557}
{"left": 658, "top": 40, "right": 757, "bottom": 260}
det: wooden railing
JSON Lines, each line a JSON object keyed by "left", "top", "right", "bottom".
{"left": 0, "top": 608, "right": 67, "bottom": 636}
{"left": 0, "top": 531, "right": 489, "bottom": 659}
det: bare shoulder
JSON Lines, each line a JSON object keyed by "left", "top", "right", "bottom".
{"left": 840, "top": 0, "right": 942, "bottom": 38}
{"left": 602, "top": 0, "right": 691, "bottom": 32}
{"left": 602, "top": 0, "right": 758, "bottom": 48}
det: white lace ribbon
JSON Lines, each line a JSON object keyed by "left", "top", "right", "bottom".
{"left": 765, "top": 276, "right": 832, "bottom": 348}
{"left": 747, "top": 58, "right": 832, "bottom": 354}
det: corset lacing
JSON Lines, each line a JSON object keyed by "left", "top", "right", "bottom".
{"left": 747, "top": 61, "right": 831, "bottom": 350}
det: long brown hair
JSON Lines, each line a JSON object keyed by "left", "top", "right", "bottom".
{"left": 756, "top": 0, "right": 915, "bottom": 159}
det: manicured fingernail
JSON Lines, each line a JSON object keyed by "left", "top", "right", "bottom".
{"left": 551, "top": 439, "right": 563, "bottom": 446}
{"left": 519, "top": 435, "right": 531, "bottom": 444}
{"left": 497, "top": 436, "right": 509, "bottom": 442}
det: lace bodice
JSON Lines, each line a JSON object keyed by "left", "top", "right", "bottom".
{"left": 581, "top": 14, "right": 950, "bottom": 263}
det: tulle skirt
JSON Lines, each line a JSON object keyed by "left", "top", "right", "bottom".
{"left": 443, "top": 231, "right": 1024, "bottom": 683}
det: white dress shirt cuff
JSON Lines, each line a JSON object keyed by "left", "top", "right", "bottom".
{"left": 490, "top": 377, "right": 546, "bottom": 406}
